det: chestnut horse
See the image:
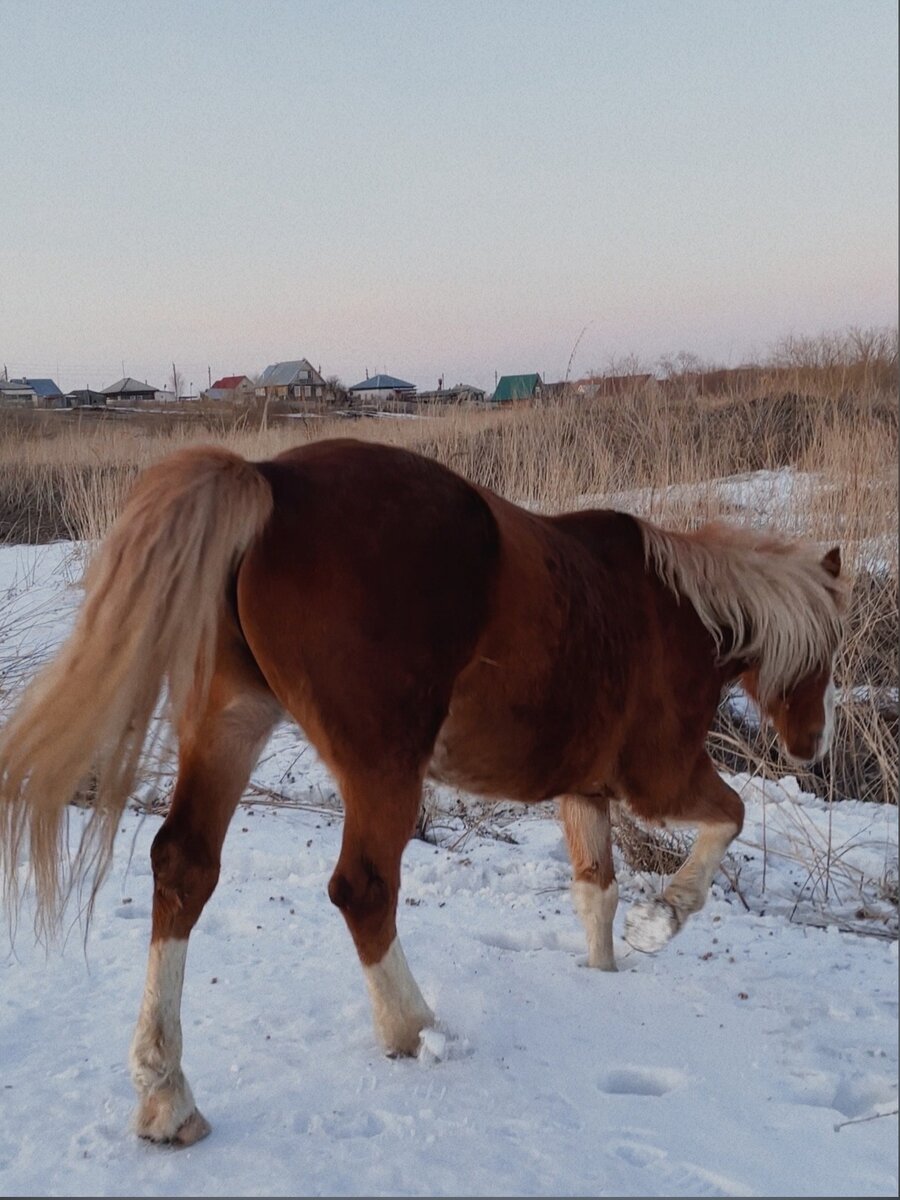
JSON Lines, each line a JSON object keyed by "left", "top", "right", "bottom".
{"left": 0, "top": 438, "right": 845, "bottom": 1145}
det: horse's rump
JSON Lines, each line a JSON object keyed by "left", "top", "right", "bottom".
{"left": 237, "top": 440, "right": 503, "bottom": 778}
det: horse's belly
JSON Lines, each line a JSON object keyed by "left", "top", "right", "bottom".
{"left": 427, "top": 722, "right": 493, "bottom": 792}
{"left": 427, "top": 708, "right": 552, "bottom": 801}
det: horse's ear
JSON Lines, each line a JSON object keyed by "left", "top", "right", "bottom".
{"left": 821, "top": 547, "right": 841, "bottom": 578}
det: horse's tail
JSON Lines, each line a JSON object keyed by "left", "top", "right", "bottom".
{"left": 0, "top": 446, "right": 273, "bottom": 940}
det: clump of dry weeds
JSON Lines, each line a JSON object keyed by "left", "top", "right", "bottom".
{"left": 1, "top": 330, "right": 896, "bottom": 835}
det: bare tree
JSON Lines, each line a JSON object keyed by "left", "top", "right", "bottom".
{"left": 605, "top": 352, "right": 645, "bottom": 378}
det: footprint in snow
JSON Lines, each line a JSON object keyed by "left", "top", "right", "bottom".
{"left": 599, "top": 1065, "right": 688, "bottom": 1097}
{"left": 607, "top": 1140, "right": 750, "bottom": 1196}
{"left": 316, "top": 1110, "right": 384, "bottom": 1139}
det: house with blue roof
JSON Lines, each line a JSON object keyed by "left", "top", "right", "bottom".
{"left": 347, "top": 373, "right": 416, "bottom": 403}
{"left": 28, "top": 378, "right": 65, "bottom": 407}
{"left": 0, "top": 377, "right": 64, "bottom": 408}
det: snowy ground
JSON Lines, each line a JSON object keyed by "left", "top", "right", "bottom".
{"left": 1, "top": 537, "right": 897, "bottom": 1197}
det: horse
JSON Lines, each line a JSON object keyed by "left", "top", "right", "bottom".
{"left": 0, "top": 437, "right": 846, "bottom": 1146}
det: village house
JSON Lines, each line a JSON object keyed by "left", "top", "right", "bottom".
{"left": 205, "top": 375, "right": 255, "bottom": 402}
{"left": 347, "top": 373, "right": 416, "bottom": 403}
{"left": 28, "top": 378, "right": 66, "bottom": 407}
{"left": 102, "top": 377, "right": 157, "bottom": 405}
{"left": 65, "top": 388, "right": 108, "bottom": 408}
{"left": 257, "top": 360, "right": 327, "bottom": 404}
{"left": 416, "top": 382, "right": 486, "bottom": 405}
{"left": 0, "top": 379, "right": 38, "bottom": 406}
{"left": 568, "top": 373, "right": 656, "bottom": 399}
{"left": 492, "top": 373, "right": 543, "bottom": 403}
{"left": 0, "top": 377, "right": 64, "bottom": 407}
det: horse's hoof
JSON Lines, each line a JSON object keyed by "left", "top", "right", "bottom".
{"left": 624, "top": 897, "right": 680, "bottom": 953}
{"left": 171, "top": 1109, "right": 211, "bottom": 1146}
{"left": 578, "top": 955, "right": 618, "bottom": 971}
{"left": 384, "top": 1027, "right": 429, "bottom": 1058}
{"left": 137, "top": 1101, "right": 211, "bottom": 1147}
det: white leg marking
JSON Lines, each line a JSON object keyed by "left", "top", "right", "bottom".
{"left": 625, "top": 821, "right": 738, "bottom": 953}
{"left": 624, "top": 896, "right": 680, "bottom": 952}
{"left": 572, "top": 879, "right": 619, "bottom": 970}
{"left": 130, "top": 938, "right": 209, "bottom": 1143}
{"left": 363, "top": 937, "right": 434, "bottom": 1056}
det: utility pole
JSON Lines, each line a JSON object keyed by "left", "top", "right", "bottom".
{"left": 208, "top": 365, "right": 211, "bottom": 389}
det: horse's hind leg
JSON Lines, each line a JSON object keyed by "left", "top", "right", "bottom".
{"left": 328, "top": 769, "right": 433, "bottom": 1056}
{"left": 560, "top": 795, "right": 618, "bottom": 970}
{"left": 130, "top": 636, "right": 280, "bottom": 1145}
{"left": 624, "top": 758, "right": 744, "bottom": 954}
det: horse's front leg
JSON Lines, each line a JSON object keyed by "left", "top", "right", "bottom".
{"left": 560, "top": 794, "right": 619, "bottom": 970}
{"left": 624, "top": 758, "right": 744, "bottom": 953}
{"left": 130, "top": 671, "right": 279, "bottom": 1144}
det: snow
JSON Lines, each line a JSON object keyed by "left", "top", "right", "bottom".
{"left": 574, "top": 467, "right": 897, "bottom": 571}
{"left": 1, "top": 538, "right": 897, "bottom": 1197}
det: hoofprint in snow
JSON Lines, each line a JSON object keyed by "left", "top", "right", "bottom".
{"left": 1, "top": 537, "right": 897, "bottom": 1197}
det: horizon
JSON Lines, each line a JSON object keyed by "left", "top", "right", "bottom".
{"left": 2, "top": 0, "right": 897, "bottom": 396}
{"left": 2, "top": 323, "right": 896, "bottom": 399}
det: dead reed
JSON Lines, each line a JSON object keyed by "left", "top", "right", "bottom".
{"left": 1, "top": 331, "right": 896, "bottom": 853}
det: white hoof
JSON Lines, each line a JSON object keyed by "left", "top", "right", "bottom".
{"left": 364, "top": 938, "right": 434, "bottom": 1057}
{"left": 624, "top": 897, "right": 680, "bottom": 953}
{"left": 135, "top": 1085, "right": 211, "bottom": 1146}
{"left": 578, "top": 954, "right": 618, "bottom": 971}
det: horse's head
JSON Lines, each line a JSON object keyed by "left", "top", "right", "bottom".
{"left": 740, "top": 546, "right": 843, "bottom": 767}
{"left": 743, "top": 662, "right": 836, "bottom": 766}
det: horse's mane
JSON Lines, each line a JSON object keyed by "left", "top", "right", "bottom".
{"left": 637, "top": 518, "right": 848, "bottom": 700}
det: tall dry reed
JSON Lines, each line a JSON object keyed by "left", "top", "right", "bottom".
{"left": 1, "top": 332, "right": 896, "bottom": 813}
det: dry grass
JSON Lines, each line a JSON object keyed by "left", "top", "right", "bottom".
{"left": 1, "top": 331, "right": 896, "bottom": 862}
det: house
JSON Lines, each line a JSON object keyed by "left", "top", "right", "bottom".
{"left": 492, "top": 373, "right": 543, "bottom": 404}
{"left": 257, "top": 360, "right": 327, "bottom": 403}
{"left": 102, "top": 377, "right": 157, "bottom": 405}
{"left": 65, "top": 389, "right": 108, "bottom": 408}
{"left": 15, "top": 378, "right": 62, "bottom": 407}
{"left": 205, "top": 375, "right": 255, "bottom": 402}
{"left": 0, "top": 378, "right": 38, "bottom": 407}
{"left": 416, "top": 382, "right": 486, "bottom": 405}
{"left": 569, "top": 373, "right": 655, "bottom": 399}
{"left": 347, "top": 373, "right": 416, "bottom": 403}
{"left": 29, "top": 378, "right": 66, "bottom": 407}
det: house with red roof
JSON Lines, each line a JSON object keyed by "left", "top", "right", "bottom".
{"left": 204, "top": 374, "right": 254, "bottom": 402}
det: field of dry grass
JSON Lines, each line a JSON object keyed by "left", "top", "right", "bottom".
{"left": 0, "top": 332, "right": 896, "bottom": 813}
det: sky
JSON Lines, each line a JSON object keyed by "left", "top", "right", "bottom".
{"left": 1, "top": 0, "right": 897, "bottom": 395}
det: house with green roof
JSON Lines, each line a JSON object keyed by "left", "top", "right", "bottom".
{"left": 492, "top": 373, "right": 543, "bottom": 404}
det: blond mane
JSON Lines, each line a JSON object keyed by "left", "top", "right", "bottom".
{"left": 638, "top": 519, "right": 847, "bottom": 699}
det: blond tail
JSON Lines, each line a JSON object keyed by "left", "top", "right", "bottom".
{"left": 0, "top": 446, "right": 273, "bottom": 940}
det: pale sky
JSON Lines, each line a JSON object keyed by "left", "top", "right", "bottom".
{"left": 1, "top": 0, "right": 897, "bottom": 394}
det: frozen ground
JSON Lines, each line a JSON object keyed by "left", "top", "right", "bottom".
{"left": 0, "top": 534, "right": 897, "bottom": 1197}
